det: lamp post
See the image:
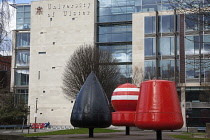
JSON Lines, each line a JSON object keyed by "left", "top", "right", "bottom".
{"left": 186, "top": 115, "right": 189, "bottom": 132}
{"left": 34, "top": 98, "right": 38, "bottom": 132}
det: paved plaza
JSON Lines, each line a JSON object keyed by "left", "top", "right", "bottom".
{"left": 0, "top": 128, "right": 186, "bottom": 140}
{"left": 31, "top": 131, "right": 182, "bottom": 140}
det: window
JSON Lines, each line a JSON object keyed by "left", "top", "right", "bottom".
{"left": 161, "top": 3, "right": 173, "bottom": 10}
{"left": 15, "top": 70, "right": 29, "bottom": 85}
{"left": 185, "top": 87, "right": 210, "bottom": 102}
{"left": 144, "top": 16, "right": 156, "bottom": 34}
{"left": 159, "top": 37, "right": 174, "bottom": 55}
{"left": 203, "top": 35, "right": 210, "bottom": 54}
{"left": 142, "top": 4, "right": 158, "bottom": 12}
{"left": 202, "top": 59, "right": 210, "bottom": 82}
{"left": 15, "top": 89, "right": 28, "bottom": 104}
{"left": 135, "top": 0, "right": 142, "bottom": 6}
{"left": 144, "top": 38, "right": 156, "bottom": 56}
{"left": 99, "top": 44, "right": 132, "bottom": 62}
{"left": 159, "top": 60, "right": 174, "bottom": 80}
{"left": 186, "top": 59, "right": 201, "bottom": 79}
{"left": 16, "top": 5, "right": 31, "bottom": 30}
{"left": 185, "top": 35, "right": 202, "bottom": 55}
{"left": 16, "top": 50, "right": 30, "bottom": 66}
{"left": 142, "top": 0, "right": 160, "bottom": 5}
{"left": 16, "top": 33, "right": 30, "bottom": 47}
{"left": 98, "top": 24, "right": 132, "bottom": 43}
{"left": 186, "top": 108, "right": 210, "bottom": 127}
{"left": 144, "top": 60, "right": 156, "bottom": 80}
{"left": 159, "top": 15, "right": 174, "bottom": 33}
{"left": 185, "top": 14, "right": 199, "bottom": 31}
{"left": 38, "top": 52, "right": 46, "bottom": 54}
{"left": 204, "top": 13, "right": 210, "bottom": 30}
{"left": 118, "top": 64, "right": 132, "bottom": 83}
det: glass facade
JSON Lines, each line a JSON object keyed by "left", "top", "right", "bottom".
{"left": 97, "top": 0, "right": 180, "bottom": 83}
{"left": 144, "top": 14, "right": 179, "bottom": 80}
{"left": 14, "top": 4, "right": 31, "bottom": 105}
{"left": 141, "top": 1, "right": 210, "bottom": 127}
{"left": 16, "top": 5, "right": 31, "bottom": 30}
{"left": 97, "top": 0, "right": 135, "bottom": 83}
{"left": 185, "top": 34, "right": 210, "bottom": 83}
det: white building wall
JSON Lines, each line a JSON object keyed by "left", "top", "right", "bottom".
{"left": 29, "top": 0, "right": 96, "bottom": 125}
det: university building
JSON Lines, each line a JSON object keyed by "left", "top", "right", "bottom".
{"left": 11, "top": 0, "right": 210, "bottom": 128}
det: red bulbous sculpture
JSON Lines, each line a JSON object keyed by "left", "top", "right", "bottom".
{"left": 135, "top": 80, "right": 183, "bottom": 130}
{"left": 111, "top": 83, "right": 140, "bottom": 127}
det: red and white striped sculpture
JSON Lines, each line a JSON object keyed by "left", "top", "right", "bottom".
{"left": 111, "top": 83, "right": 140, "bottom": 127}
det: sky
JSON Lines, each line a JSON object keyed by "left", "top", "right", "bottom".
{"left": 15, "top": 0, "right": 38, "bottom": 4}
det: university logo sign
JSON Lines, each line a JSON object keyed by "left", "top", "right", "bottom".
{"left": 36, "top": 6, "right": 43, "bottom": 15}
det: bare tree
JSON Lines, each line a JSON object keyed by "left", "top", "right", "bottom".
{"left": 170, "top": 0, "right": 210, "bottom": 27}
{"left": 169, "top": 0, "right": 210, "bottom": 84}
{"left": 132, "top": 66, "right": 144, "bottom": 87}
{"left": 62, "top": 44, "right": 121, "bottom": 101}
{"left": 144, "top": 64, "right": 156, "bottom": 80}
{"left": 0, "top": 0, "right": 16, "bottom": 55}
{"left": 170, "top": 0, "right": 210, "bottom": 41}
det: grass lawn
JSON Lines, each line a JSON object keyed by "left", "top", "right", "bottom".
{"left": 21, "top": 128, "right": 122, "bottom": 137}
{"left": 170, "top": 132, "right": 210, "bottom": 140}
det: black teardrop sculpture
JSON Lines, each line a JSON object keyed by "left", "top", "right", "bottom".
{"left": 70, "top": 72, "right": 112, "bottom": 128}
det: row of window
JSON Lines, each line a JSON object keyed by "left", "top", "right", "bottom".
{"left": 144, "top": 59, "right": 210, "bottom": 82}
{"left": 145, "top": 14, "right": 210, "bottom": 34}
{"left": 98, "top": 0, "right": 136, "bottom": 81}
{"left": 186, "top": 59, "right": 210, "bottom": 80}
{"left": 98, "top": 13, "right": 132, "bottom": 23}
{"left": 145, "top": 15, "right": 178, "bottom": 33}
{"left": 186, "top": 108, "right": 210, "bottom": 127}
{"left": 98, "top": 32, "right": 132, "bottom": 42}
{"left": 145, "top": 35, "right": 210, "bottom": 56}
{"left": 98, "top": 0, "right": 176, "bottom": 8}
{"left": 15, "top": 5, "right": 30, "bottom": 105}
{"left": 144, "top": 60, "right": 178, "bottom": 80}
{"left": 98, "top": 24, "right": 132, "bottom": 34}
{"left": 145, "top": 37, "right": 178, "bottom": 56}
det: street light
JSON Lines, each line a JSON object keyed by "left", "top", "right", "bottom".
{"left": 34, "top": 98, "right": 38, "bottom": 132}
